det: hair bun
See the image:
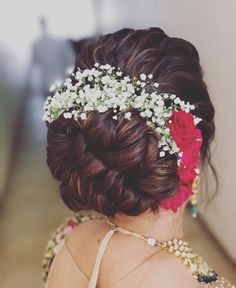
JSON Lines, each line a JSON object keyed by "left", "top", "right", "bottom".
{"left": 47, "top": 107, "right": 180, "bottom": 216}
{"left": 46, "top": 27, "right": 215, "bottom": 216}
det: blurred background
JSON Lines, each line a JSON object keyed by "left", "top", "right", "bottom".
{"left": 0, "top": 0, "right": 235, "bottom": 287}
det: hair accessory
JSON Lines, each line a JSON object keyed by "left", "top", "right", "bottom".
{"left": 190, "top": 168, "right": 200, "bottom": 217}
{"left": 43, "top": 63, "right": 203, "bottom": 213}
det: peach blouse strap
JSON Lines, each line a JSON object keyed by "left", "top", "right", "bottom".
{"left": 88, "top": 227, "right": 116, "bottom": 288}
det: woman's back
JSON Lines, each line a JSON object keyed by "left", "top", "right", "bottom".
{"left": 43, "top": 212, "right": 234, "bottom": 288}
{"left": 66, "top": 219, "right": 201, "bottom": 287}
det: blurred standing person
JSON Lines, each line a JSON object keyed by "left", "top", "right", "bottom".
{"left": 29, "top": 17, "right": 75, "bottom": 97}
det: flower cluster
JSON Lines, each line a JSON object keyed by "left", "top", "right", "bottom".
{"left": 43, "top": 63, "right": 203, "bottom": 213}
{"left": 160, "top": 110, "right": 203, "bottom": 212}
{"left": 43, "top": 63, "right": 201, "bottom": 159}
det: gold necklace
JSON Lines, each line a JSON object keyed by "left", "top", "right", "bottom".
{"left": 107, "top": 219, "right": 219, "bottom": 285}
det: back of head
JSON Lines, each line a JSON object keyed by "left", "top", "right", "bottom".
{"left": 46, "top": 28, "right": 215, "bottom": 216}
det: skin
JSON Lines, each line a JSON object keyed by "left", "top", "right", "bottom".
{"left": 109, "top": 206, "right": 186, "bottom": 243}
{"left": 47, "top": 203, "right": 203, "bottom": 287}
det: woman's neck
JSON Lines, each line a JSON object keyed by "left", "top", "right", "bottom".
{"left": 108, "top": 206, "right": 186, "bottom": 242}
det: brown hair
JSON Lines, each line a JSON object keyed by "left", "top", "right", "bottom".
{"left": 46, "top": 28, "right": 215, "bottom": 216}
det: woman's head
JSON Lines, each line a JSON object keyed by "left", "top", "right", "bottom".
{"left": 46, "top": 27, "right": 215, "bottom": 217}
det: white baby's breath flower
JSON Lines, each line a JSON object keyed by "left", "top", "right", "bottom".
{"left": 164, "top": 127, "right": 170, "bottom": 133}
{"left": 153, "top": 82, "right": 159, "bottom": 88}
{"left": 63, "top": 112, "right": 72, "bottom": 119}
{"left": 101, "top": 75, "right": 110, "bottom": 85}
{"left": 104, "top": 64, "right": 112, "bottom": 70}
{"left": 124, "top": 112, "right": 132, "bottom": 120}
{"left": 154, "top": 106, "right": 164, "bottom": 114}
{"left": 72, "top": 110, "right": 79, "bottom": 117}
{"left": 184, "top": 102, "right": 191, "bottom": 113}
{"left": 119, "top": 103, "right": 127, "bottom": 110}
{"left": 159, "top": 151, "right": 166, "bottom": 157}
{"left": 155, "top": 127, "right": 162, "bottom": 133}
{"left": 145, "top": 109, "right": 152, "bottom": 118}
{"left": 49, "top": 84, "right": 56, "bottom": 92}
{"left": 97, "top": 105, "right": 107, "bottom": 113}
{"left": 126, "top": 83, "right": 135, "bottom": 93}
{"left": 140, "top": 73, "right": 147, "bottom": 81}
{"left": 158, "top": 119, "right": 165, "bottom": 126}
{"left": 70, "top": 92, "right": 77, "bottom": 99}
{"left": 124, "top": 76, "right": 130, "bottom": 82}
{"left": 180, "top": 100, "right": 187, "bottom": 110}
{"left": 194, "top": 117, "right": 202, "bottom": 125}
{"left": 171, "top": 141, "right": 179, "bottom": 153}
{"left": 83, "top": 84, "right": 91, "bottom": 92}
{"left": 112, "top": 115, "right": 118, "bottom": 120}
{"left": 179, "top": 151, "right": 184, "bottom": 158}
{"left": 42, "top": 114, "right": 49, "bottom": 121}
{"left": 84, "top": 104, "right": 93, "bottom": 111}
{"left": 157, "top": 99, "right": 165, "bottom": 107}
{"left": 163, "top": 145, "right": 170, "bottom": 151}
{"left": 148, "top": 74, "right": 153, "bottom": 79}
{"left": 80, "top": 112, "right": 87, "bottom": 120}
{"left": 116, "top": 71, "right": 122, "bottom": 77}
{"left": 134, "top": 95, "right": 146, "bottom": 108}
{"left": 174, "top": 97, "right": 181, "bottom": 104}
{"left": 150, "top": 93, "right": 159, "bottom": 102}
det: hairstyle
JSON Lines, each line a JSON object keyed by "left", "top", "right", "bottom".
{"left": 46, "top": 27, "right": 215, "bottom": 216}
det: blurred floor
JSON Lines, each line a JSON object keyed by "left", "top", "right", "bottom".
{"left": 0, "top": 93, "right": 235, "bottom": 288}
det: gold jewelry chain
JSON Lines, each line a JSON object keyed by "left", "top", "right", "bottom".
{"left": 106, "top": 219, "right": 220, "bottom": 285}
{"left": 106, "top": 219, "right": 186, "bottom": 250}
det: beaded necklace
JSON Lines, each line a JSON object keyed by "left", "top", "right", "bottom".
{"left": 107, "top": 219, "right": 218, "bottom": 285}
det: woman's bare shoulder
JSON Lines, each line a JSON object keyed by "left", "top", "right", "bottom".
{"left": 43, "top": 212, "right": 107, "bottom": 287}
{"left": 67, "top": 217, "right": 108, "bottom": 243}
{"left": 45, "top": 238, "right": 89, "bottom": 288}
{"left": 65, "top": 217, "right": 109, "bottom": 275}
{"left": 141, "top": 251, "right": 203, "bottom": 288}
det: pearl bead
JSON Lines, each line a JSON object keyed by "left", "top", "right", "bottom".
{"left": 175, "top": 250, "right": 181, "bottom": 256}
{"left": 181, "top": 252, "right": 186, "bottom": 257}
{"left": 174, "top": 244, "right": 179, "bottom": 250}
{"left": 162, "top": 242, "right": 167, "bottom": 248}
{"left": 168, "top": 246, "right": 174, "bottom": 253}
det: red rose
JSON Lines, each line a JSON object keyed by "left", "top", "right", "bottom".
{"left": 169, "top": 110, "right": 202, "bottom": 152}
{"left": 160, "top": 185, "right": 193, "bottom": 212}
{"left": 178, "top": 140, "right": 202, "bottom": 185}
{"left": 160, "top": 110, "right": 203, "bottom": 213}
{"left": 178, "top": 165, "right": 197, "bottom": 186}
